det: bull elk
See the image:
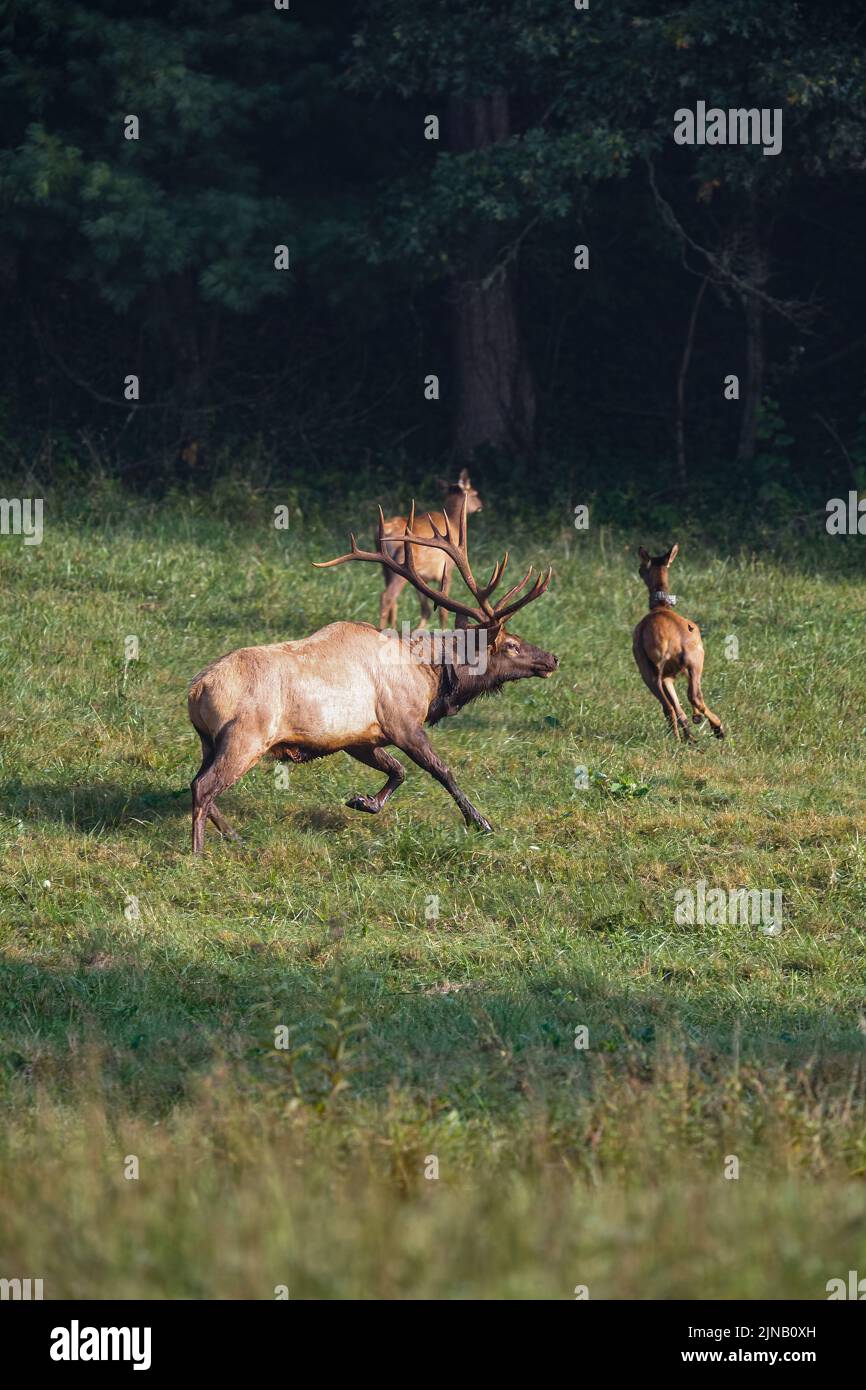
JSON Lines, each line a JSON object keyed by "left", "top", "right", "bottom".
{"left": 632, "top": 543, "right": 724, "bottom": 741}
{"left": 378, "top": 468, "right": 483, "bottom": 629}
{"left": 187, "top": 498, "right": 557, "bottom": 853}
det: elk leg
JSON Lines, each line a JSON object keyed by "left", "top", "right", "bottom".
{"left": 380, "top": 571, "right": 407, "bottom": 630}
{"left": 192, "top": 738, "right": 230, "bottom": 837}
{"left": 395, "top": 727, "right": 492, "bottom": 832}
{"left": 192, "top": 725, "right": 264, "bottom": 854}
{"left": 194, "top": 734, "right": 245, "bottom": 841}
{"left": 686, "top": 658, "right": 725, "bottom": 738}
{"left": 656, "top": 676, "right": 681, "bottom": 739}
{"left": 663, "top": 676, "right": 693, "bottom": 739}
{"left": 208, "top": 803, "right": 243, "bottom": 841}
{"left": 633, "top": 645, "right": 680, "bottom": 738}
{"left": 416, "top": 592, "right": 433, "bottom": 630}
{"left": 345, "top": 746, "right": 405, "bottom": 813}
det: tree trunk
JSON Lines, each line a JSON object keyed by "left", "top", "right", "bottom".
{"left": 736, "top": 218, "right": 768, "bottom": 466}
{"left": 447, "top": 93, "right": 536, "bottom": 459}
{"left": 675, "top": 275, "right": 708, "bottom": 486}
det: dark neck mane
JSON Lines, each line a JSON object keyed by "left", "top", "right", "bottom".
{"left": 426, "top": 662, "right": 504, "bottom": 725}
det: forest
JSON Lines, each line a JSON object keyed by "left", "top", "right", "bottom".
{"left": 2, "top": 0, "right": 866, "bottom": 529}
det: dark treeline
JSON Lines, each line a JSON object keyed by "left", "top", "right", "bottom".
{"left": 2, "top": 0, "right": 866, "bottom": 529}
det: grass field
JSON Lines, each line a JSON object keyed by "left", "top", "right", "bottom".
{"left": 1, "top": 479, "right": 865, "bottom": 1299}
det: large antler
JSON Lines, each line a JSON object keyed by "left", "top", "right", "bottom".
{"left": 313, "top": 494, "right": 552, "bottom": 626}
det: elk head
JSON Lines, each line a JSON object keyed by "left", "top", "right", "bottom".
{"left": 437, "top": 467, "right": 483, "bottom": 516}
{"left": 638, "top": 543, "right": 679, "bottom": 608}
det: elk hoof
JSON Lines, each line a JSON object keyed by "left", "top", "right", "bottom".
{"left": 346, "top": 793, "right": 380, "bottom": 814}
{"left": 714, "top": 725, "right": 726, "bottom": 739}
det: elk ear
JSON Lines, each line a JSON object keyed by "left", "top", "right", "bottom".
{"left": 458, "top": 468, "right": 471, "bottom": 487}
{"left": 455, "top": 612, "right": 471, "bottom": 630}
{"left": 437, "top": 477, "right": 450, "bottom": 491}
{"left": 638, "top": 547, "right": 651, "bottom": 565}
{"left": 665, "top": 543, "right": 679, "bottom": 565}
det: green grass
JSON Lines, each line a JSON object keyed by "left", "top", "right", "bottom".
{"left": 1, "top": 483, "right": 865, "bottom": 1298}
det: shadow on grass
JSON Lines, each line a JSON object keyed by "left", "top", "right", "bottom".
{"left": 0, "top": 779, "right": 189, "bottom": 832}
{"left": 0, "top": 777, "right": 490, "bottom": 851}
{"left": 1, "top": 932, "right": 863, "bottom": 1121}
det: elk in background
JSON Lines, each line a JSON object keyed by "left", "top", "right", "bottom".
{"left": 632, "top": 543, "right": 724, "bottom": 741}
{"left": 187, "top": 497, "right": 556, "bottom": 853}
{"left": 378, "top": 468, "right": 483, "bottom": 630}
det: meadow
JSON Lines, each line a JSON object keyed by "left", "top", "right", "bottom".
{"left": 0, "top": 478, "right": 864, "bottom": 1299}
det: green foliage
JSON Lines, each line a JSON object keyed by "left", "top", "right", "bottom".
{"left": 0, "top": 1, "right": 319, "bottom": 312}
{"left": 2, "top": 4, "right": 866, "bottom": 526}
{"left": 750, "top": 396, "right": 799, "bottom": 510}
{"left": 589, "top": 769, "right": 651, "bottom": 799}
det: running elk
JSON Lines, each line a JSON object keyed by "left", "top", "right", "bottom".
{"left": 378, "top": 468, "right": 483, "bottom": 630}
{"left": 632, "top": 543, "right": 724, "bottom": 741}
{"left": 187, "top": 498, "right": 557, "bottom": 853}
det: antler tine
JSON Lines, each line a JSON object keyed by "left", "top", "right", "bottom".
{"left": 398, "top": 509, "right": 494, "bottom": 617}
{"left": 458, "top": 488, "right": 468, "bottom": 552}
{"left": 437, "top": 561, "right": 447, "bottom": 607}
{"left": 424, "top": 511, "right": 448, "bottom": 542}
{"left": 399, "top": 525, "right": 488, "bottom": 623}
{"left": 493, "top": 566, "right": 553, "bottom": 621}
{"left": 312, "top": 532, "right": 368, "bottom": 567}
{"left": 315, "top": 499, "right": 508, "bottom": 625}
{"left": 492, "top": 563, "right": 535, "bottom": 611}
{"left": 316, "top": 531, "right": 484, "bottom": 621}
{"left": 477, "top": 551, "right": 508, "bottom": 604}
